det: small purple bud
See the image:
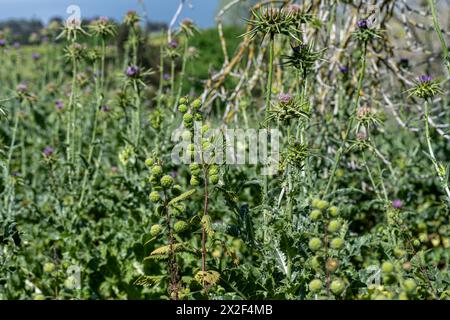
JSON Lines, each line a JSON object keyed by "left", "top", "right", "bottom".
{"left": 32, "top": 53, "right": 41, "bottom": 60}
{"left": 419, "top": 75, "right": 432, "bottom": 83}
{"left": 13, "top": 42, "right": 20, "bottom": 49}
{"left": 43, "top": 147, "right": 54, "bottom": 157}
{"left": 0, "top": 39, "right": 6, "bottom": 47}
{"left": 16, "top": 83, "right": 28, "bottom": 93}
{"left": 163, "top": 73, "right": 171, "bottom": 80}
{"left": 339, "top": 66, "right": 349, "bottom": 74}
{"left": 168, "top": 39, "right": 179, "bottom": 49}
{"left": 55, "top": 100, "right": 64, "bottom": 110}
{"left": 125, "top": 65, "right": 140, "bottom": 78}
{"left": 392, "top": 199, "right": 403, "bottom": 209}
{"left": 12, "top": 171, "right": 21, "bottom": 177}
{"left": 357, "top": 19, "right": 368, "bottom": 28}
{"left": 101, "top": 105, "right": 111, "bottom": 112}
{"left": 278, "top": 93, "right": 292, "bottom": 104}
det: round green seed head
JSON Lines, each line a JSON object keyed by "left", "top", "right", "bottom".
{"left": 403, "top": 279, "right": 417, "bottom": 293}
{"left": 381, "top": 261, "right": 394, "bottom": 274}
{"left": 43, "top": 262, "right": 55, "bottom": 273}
{"left": 190, "top": 176, "right": 200, "bottom": 186}
{"left": 328, "top": 219, "right": 341, "bottom": 233}
{"left": 174, "top": 220, "right": 189, "bottom": 233}
{"left": 317, "top": 200, "right": 329, "bottom": 210}
{"left": 145, "top": 158, "right": 154, "bottom": 167}
{"left": 311, "top": 198, "right": 322, "bottom": 208}
{"left": 190, "top": 163, "right": 200, "bottom": 171}
{"left": 179, "top": 97, "right": 188, "bottom": 105}
{"left": 328, "top": 206, "right": 339, "bottom": 217}
{"left": 171, "top": 184, "right": 183, "bottom": 196}
{"left": 178, "top": 104, "right": 188, "bottom": 113}
{"left": 191, "top": 99, "right": 202, "bottom": 110}
{"left": 309, "top": 237, "right": 322, "bottom": 251}
{"left": 330, "top": 238, "right": 344, "bottom": 250}
{"left": 309, "top": 279, "right": 323, "bottom": 293}
{"left": 310, "top": 209, "right": 321, "bottom": 221}
{"left": 210, "top": 174, "right": 219, "bottom": 185}
{"left": 160, "top": 175, "right": 174, "bottom": 189}
{"left": 149, "top": 191, "right": 161, "bottom": 203}
{"left": 150, "top": 224, "right": 162, "bottom": 236}
{"left": 34, "top": 294, "right": 46, "bottom": 300}
{"left": 209, "top": 165, "right": 219, "bottom": 175}
{"left": 151, "top": 165, "right": 163, "bottom": 176}
{"left": 183, "top": 113, "right": 193, "bottom": 122}
{"left": 330, "top": 279, "right": 345, "bottom": 295}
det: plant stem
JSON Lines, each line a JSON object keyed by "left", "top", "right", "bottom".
{"left": 427, "top": 0, "right": 450, "bottom": 75}
{"left": 424, "top": 100, "right": 450, "bottom": 204}
{"left": 325, "top": 42, "right": 368, "bottom": 194}
{"left": 265, "top": 33, "right": 275, "bottom": 119}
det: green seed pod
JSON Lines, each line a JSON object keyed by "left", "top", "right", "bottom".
{"left": 174, "top": 221, "right": 189, "bottom": 233}
{"left": 394, "top": 248, "right": 406, "bottom": 258}
{"left": 309, "top": 209, "right": 321, "bottom": 221}
{"left": 34, "top": 294, "right": 46, "bottom": 300}
{"left": 202, "top": 141, "right": 212, "bottom": 150}
{"left": 330, "top": 238, "right": 344, "bottom": 250}
{"left": 171, "top": 184, "right": 183, "bottom": 196}
{"left": 311, "top": 198, "right": 322, "bottom": 208}
{"left": 209, "top": 174, "right": 219, "bottom": 185}
{"left": 43, "top": 262, "right": 55, "bottom": 273}
{"left": 149, "top": 191, "right": 161, "bottom": 203}
{"left": 190, "top": 163, "right": 200, "bottom": 171}
{"left": 328, "top": 206, "right": 339, "bottom": 217}
{"left": 381, "top": 261, "right": 394, "bottom": 274}
{"left": 310, "top": 256, "right": 321, "bottom": 270}
{"left": 317, "top": 200, "right": 329, "bottom": 210}
{"left": 209, "top": 165, "right": 219, "bottom": 175}
{"left": 172, "top": 203, "right": 186, "bottom": 216}
{"left": 178, "top": 104, "right": 188, "bottom": 113}
{"left": 64, "top": 276, "right": 77, "bottom": 290}
{"left": 194, "top": 113, "right": 203, "bottom": 121}
{"left": 191, "top": 99, "right": 202, "bottom": 110}
{"left": 330, "top": 279, "right": 345, "bottom": 295}
{"left": 150, "top": 224, "right": 162, "bottom": 236}
{"left": 179, "top": 97, "right": 188, "bottom": 105}
{"left": 309, "top": 237, "right": 322, "bottom": 251}
{"left": 183, "top": 113, "right": 193, "bottom": 123}
{"left": 191, "top": 168, "right": 201, "bottom": 176}
{"left": 149, "top": 174, "right": 158, "bottom": 184}
{"left": 202, "top": 124, "right": 210, "bottom": 134}
{"left": 399, "top": 291, "right": 409, "bottom": 300}
{"left": 309, "top": 279, "right": 323, "bottom": 293}
{"left": 151, "top": 165, "right": 163, "bottom": 176}
{"left": 145, "top": 158, "right": 154, "bottom": 167}
{"left": 328, "top": 219, "right": 341, "bottom": 233}
{"left": 190, "top": 176, "right": 200, "bottom": 186}
{"left": 160, "top": 175, "right": 174, "bottom": 189}
{"left": 155, "top": 205, "right": 164, "bottom": 215}
{"left": 403, "top": 279, "right": 417, "bottom": 293}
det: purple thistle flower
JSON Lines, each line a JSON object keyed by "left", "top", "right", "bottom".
{"left": 357, "top": 19, "right": 368, "bottom": 28}
{"left": 125, "top": 65, "right": 140, "bottom": 78}
{"left": 55, "top": 100, "right": 64, "bottom": 110}
{"left": 0, "top": 39, "right": 6, "bottom": 47}
{"left": 163, "top": 73, "right": 171, "bottom": 80}
{"left": 419, "top": 75, "right": 432, "bottom": 83}
{"left": 12, "top": 171, "right": 21, "bottom": 177}
{"left": 392, "top": 199, "right": 403, "bottom": 209}
{"left": 168, "top": 39, "right": 179, "bottom": 49}
{"left": 32, "top": 53, "right": 41, "bottom": 60}
{"left": 101, "top": 105, "right": 111, "bottom": 112}
{"left": 16, "top": 83, "right": 28, "bottom": 93}
{"left": 13, "top": 42, "right": 20, "bottom": 49}
{"left": 278, "top": 93, "right": 292, "bottom": 104}
{"left": 43, "top": 147, "right": 54, "bottom": 157}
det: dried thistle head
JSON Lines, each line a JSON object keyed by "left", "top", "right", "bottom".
{"left": 124, "top": 10, "right": 141, "bottom": 28}
{"left": 178, "top": 18, "right": 198, "bottom": 38}
{"left": 57, "top": 18, "right": 89, "bottom": 42}
{"left": 407, "top": 75, "right": 443, "bottom": 100}
{"left": 64, "top": 42, "right": 86, "bottom": 62}
{"left": 88, "top": 17, "right": 117, "bottom": 39}
{"left": 243, "top": 6, "right": 311, "bottom": 41}
{"left": 265, "top": 94, "right": 310, "bottom": 124}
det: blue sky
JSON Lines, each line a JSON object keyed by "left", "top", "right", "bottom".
{"left": 0, "top": 0, "right": 220, "bottom": 28}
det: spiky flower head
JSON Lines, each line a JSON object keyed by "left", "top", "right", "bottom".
{"left": 179, "top": 18, "right": 198, "bottom": 37}
{"left": 89, "top": 17, "right": 117, "bottom": 39}
{"left": 353, "top": 18, "right": 383, "bottom": 43}
{"left": 282, "top": 42, "right": 326, "bottom": 75}
{"left": 64, "top": 42, "right": 86, "bottom": 62}
{"left": 57, "top": 18, "right": 89, "bottom": 42}
{"left": 124, "top": 10, "right": 140, "bottom": 27}
{"left": 265, "top": 95, "right": 310, "bottom": 124}
{"left": 243, "top": 5, "right": 312, "bottom": 41}
{"left": 407, "top": 75, "right": 443, "bottom": 100}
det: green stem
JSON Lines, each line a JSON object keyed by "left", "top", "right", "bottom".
{"left": 265, "top": 34, "right": 275, "bottom": 119}
{"left": 325, "top": 42, "right": 368, "bottom": 194}
{"left": 427, "top": 0, "right": 450, "bottom": 75}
